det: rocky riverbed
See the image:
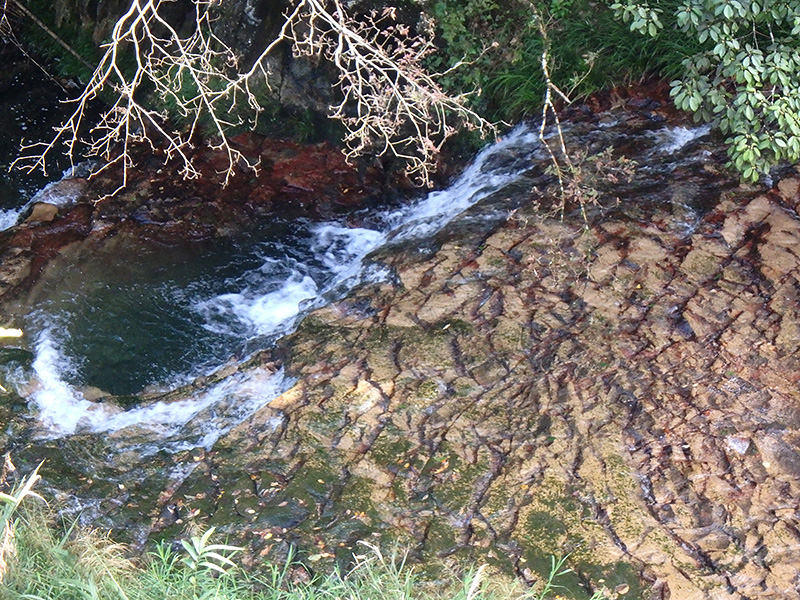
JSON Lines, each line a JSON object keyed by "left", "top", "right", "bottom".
{"left": 2, "top": 98, "right": 800, "bottom": 600}
{"left": 197, "top": 169, "right": 800, "bottom": 600}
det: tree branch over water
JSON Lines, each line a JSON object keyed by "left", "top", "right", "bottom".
{"left": 12, "top": 0, "right": 495, "bottom": 194}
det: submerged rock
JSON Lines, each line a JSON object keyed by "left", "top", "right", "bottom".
{"left": 3, "top": 101, "right": 800, "bottom": 600}
{"left": 145, "top": 169, "right": 800, "bottom": 599}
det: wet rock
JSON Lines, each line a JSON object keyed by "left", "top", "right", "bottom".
{"left": 136, "top": 171, "right": 800, "bottom": 599}
{"left": 0, "top": 202, "right": 95, "bottom": 299}
{"left": 5, "top": 102, "right": 800, "bottom": 600}
{"left": 28, "top": 178, "right": 88, "bottom": 207}
{"left": 24, "top": 203, "right": 59, "bottom": 224}
{"left": 0, "top": 133, "right": 392, "bottom": 305}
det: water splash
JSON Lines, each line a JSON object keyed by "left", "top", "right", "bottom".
{"left": 29, "top": 332, "right": 97, "bottom": 434}
{"left": 649, "top": 124, "right": 712, "bottom": 154}
{"left": 0, "top": 162, "right": 96, "bottom": 232}
{"left": 26, "top": 327, "right": 288, "bottom": 451}
{"left": 186, "top": 124, "right": 546, "bottom": 355}
{"left": 0, "top": 209, "right": 22, "bottom": 231}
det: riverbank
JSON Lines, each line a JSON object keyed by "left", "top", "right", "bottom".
{"left": 3, "top": 466, "right": 595, "bottom": 600}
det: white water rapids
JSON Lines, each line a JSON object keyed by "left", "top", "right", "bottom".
{"left": 5, "top": 123, "right": 712, "bottom": 451}
{"left": 0, "top": 162, "right": 97, "bottom": 232}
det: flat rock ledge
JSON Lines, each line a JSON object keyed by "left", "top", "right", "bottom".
{"left": 159, "top": 174, "right": 800, "bottom": 600}
{"left": 4, "top": 143, "right": 800, "bottom": 599}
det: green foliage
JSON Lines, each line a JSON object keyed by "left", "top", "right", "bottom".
{"left": 539, "top": 555, "right": 607, "bottom": 600}
{"left": 424, "top": 0, "right": 521, "bottom": 112}
{"left": 1, "top": 466, "right": 43, "bottom": 584}
{"left": 12, "top": 0, "right": 101, "bottom": 82}
{"left": 486, "top": 1, "right": 695, "bottom": 119}
{"left": 426, "top": 0, "right": 695, "bottom": 122}
{"left": 179, "top": 527, "right": 241, "bottom": 575}
{"left": 610, "top": 0, "right": 800, "bottom": 181}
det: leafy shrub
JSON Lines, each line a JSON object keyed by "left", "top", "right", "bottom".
{"left": 610, "top": 0, "right": 800, "bottom": 181}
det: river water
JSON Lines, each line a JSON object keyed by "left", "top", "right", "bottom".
{"left": 2, "top": 117, "right": 713, "bottom": 454}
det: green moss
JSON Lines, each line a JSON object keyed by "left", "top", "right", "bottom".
{"left": 572, "top": 560, "right": 643, "bottom": 600}
{"left": 431, "top": 319, "right": 474, "bottom": 336}
{"left": 526, "top": 510, "right": 568, "bottom": 539}
{"left": 427, "top": 450, "right": 490, "bottom": 511}
{"left": 416, "top": 379, "right": 442, "bottom": 400}
{"left": 337, "top": 475, "right": 379, "bottom": 514}
{"left": 369, "top": 425, "right": 414, "bottom": 462}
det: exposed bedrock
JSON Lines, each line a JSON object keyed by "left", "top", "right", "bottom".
{"left": 160, "top": 175, "right": 800, "bottom": 599}
{"left": 3, "top": 102, "right": 800, "bottom": 599}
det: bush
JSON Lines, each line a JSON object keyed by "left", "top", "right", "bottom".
{"left": 610, "top": 0, "right": 800, "bottom": 181}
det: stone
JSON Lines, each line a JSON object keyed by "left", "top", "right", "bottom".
{"left": 6, "top": 106, "right": 800, "bottom": 600}
{"left": 24, "top": 202, "right": 59, "bottom": 223}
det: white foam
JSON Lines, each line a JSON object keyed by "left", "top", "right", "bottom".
{"left": 0, "top": 208, "right": 22, "bottom": 231}
{"left": 18, "top": 119, "right": 721, "bottom": 449}
{"left": 30, "top": 333, "right": 98, "bottom": 434}
{"left": 192, "top": 126, "right": 545, "bottom": 351}
{"left": 25, "top": 327, "right": 288, "bottom": 450}
{"left": 312, "top": 224, "right": 385, "bottom": 274}
{"left": 100, "top": 366, "right": 288, "bottom": 451}
{"left": 16, "top": 125, "right": 547, "bottom": 446}
{"left": 196, "top": 224, "right": 387, "bottom": 344}
{"left": 651, "top": 125, "right": 711, "bottom": 154}
{"left": 310, "top": 223, "right": 387, "bottom": 292}
{"left": 389, "top": 125, "right": 541, "bottom": 241}
{"left": 197, "top": 269, "right": 318, "bottom": 339}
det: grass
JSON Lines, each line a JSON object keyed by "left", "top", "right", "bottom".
{"left": 485, "top": 2, "right": 698, "bottom": 120}
{"left": 427, "top": 0, "right": 703, "bottom": 124}
{"left": 0, "top": 465, "right": 609, "bottom": 600}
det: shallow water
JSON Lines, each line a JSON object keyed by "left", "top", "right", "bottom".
{"left": 4, "top": 118, "right": 714, "bottom": 449}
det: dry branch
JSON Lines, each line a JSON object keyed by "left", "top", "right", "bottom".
{"left": 12, "top": 0, "right": 496, "bottom": 194}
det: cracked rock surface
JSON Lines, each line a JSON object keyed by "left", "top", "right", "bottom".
{"left": 3, "top": 105, "right": 800, "bottom": 600}
{"left": 160, "top": 171, "right": 800, "bottom": 599}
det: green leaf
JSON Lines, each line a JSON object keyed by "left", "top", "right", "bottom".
{"left": 200, "top": 561, "right": 233, "bottom": 575}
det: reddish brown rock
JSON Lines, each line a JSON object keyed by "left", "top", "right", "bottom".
{"left": 0, "top": 202, "right": 95, "bottom": 298}
{"left": 0, "top": 134, "right": 391, "bottom": 302}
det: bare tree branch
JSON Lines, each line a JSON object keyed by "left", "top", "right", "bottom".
{"left": 12, "top": 0, "right": 496, "bottom": 194}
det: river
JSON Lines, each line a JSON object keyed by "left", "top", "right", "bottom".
{"left": 0, "top": 114, "right": 714, "bottom": 455}
{"left": 10, "top": 81, "right": 783, "bottom": 598}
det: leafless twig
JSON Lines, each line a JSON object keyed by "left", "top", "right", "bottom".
{"left": 12, "top": 0, "right": 496, "bottom": 195}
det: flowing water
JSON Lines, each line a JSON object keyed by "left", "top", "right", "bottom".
{"left": 0, "top": 51, "right": 78, "bottom": 227}
{"left": 2, "top": 119, "right": 714, "bottom": 453}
